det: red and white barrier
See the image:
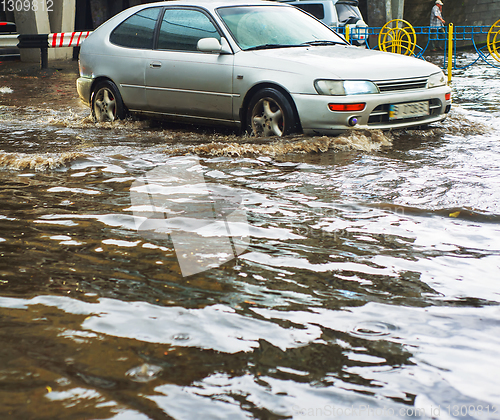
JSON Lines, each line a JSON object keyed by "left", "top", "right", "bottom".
{"left": 49, "top": 31, "right": 92, "bottom": 48}
{"left": 0, "top": 30, "right": 93, "bottom": 68}
{"left": 0, "top": 31, "right": 93, "bottom": 49}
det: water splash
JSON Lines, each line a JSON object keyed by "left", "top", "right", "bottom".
{"left": 167, "top": 129, "right": 393, "bottom": 157}
{"left": 397, "top": 109, "right": 490, "bottom": 138}
{"left": 0, "top": 151, "right": 86, "bottom": 171}
{"left": 439, "top": 110, "right": 491, "bottom": 136}
{"left": 125, "top": 363, "right": 163, "bottom": 383}
{"left": 352, "top": 321, "right": 398, "bottom": 337}
{"left": 43, "top": 111, "right": 94, "bottom": 128}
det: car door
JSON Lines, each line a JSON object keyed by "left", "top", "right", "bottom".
{"left": 145, "top": 8, "right": 235, "bottom": 121}
{"left": 108, "top": 7, "right": 162, "bottom": 110}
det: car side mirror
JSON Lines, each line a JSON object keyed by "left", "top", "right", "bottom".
{"left": 197, "top": 37, "right": 231, "bottom": 54}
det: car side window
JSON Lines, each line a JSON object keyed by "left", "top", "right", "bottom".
{"left": 110, "top": 7, "right": 160, "bottom": 49}
{"left": 158, "top": 9, "right": 221, "bottom": 51}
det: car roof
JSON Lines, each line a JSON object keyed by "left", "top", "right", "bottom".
{"left": 138, "top": 0, "right": 291, "bottom": 9}
{"left": 93, "top": 0, "right": 296, "bottom": 34}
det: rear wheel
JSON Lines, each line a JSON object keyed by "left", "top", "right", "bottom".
{"left": 91, "top": 80, "right": 126, "bottom": 122}
{"left": 247, "top": 88, "right": 298, "bottom": 137}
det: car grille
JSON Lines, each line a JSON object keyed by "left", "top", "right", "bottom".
{"left": 368, "top": 99, "right": 442, "bottom": 125}
{"left": 375, "top": 77, "right": 428, "bottom": 92}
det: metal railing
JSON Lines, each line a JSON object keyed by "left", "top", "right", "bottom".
{"left": 0, "top": 31, "right": 92, "bottom": 68}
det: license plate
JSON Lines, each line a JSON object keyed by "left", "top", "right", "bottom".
{"left": 389, "top": 101, "right": 429, "bottom": 120}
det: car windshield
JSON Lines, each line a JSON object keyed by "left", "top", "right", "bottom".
{"left": 217, "top": 5, "right": 346, "bottom": 50}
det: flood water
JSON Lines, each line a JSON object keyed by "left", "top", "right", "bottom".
{"left": 0, "top": 55, "right": 499, "bottom": 419}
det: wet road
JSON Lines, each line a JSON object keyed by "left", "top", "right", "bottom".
{"left": 0, "top": 56, "right": 499, "bottom": 420}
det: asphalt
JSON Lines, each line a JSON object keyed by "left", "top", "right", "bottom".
{"left": 0, "top": 57, "right": 79, "bottom": 76}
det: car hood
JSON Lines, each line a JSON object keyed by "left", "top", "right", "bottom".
{"left": 244, "top": 45, "right": 439, "bottom": 80}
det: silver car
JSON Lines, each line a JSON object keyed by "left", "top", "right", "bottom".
{"left": 76, "top": 0, "right": 452, "bottom": 137}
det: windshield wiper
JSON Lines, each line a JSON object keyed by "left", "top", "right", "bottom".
{"left": 245, "top": 43, "right": 304, "bottom": 51}
{"left": 302, "top": 40, "right": 345, "bottom": 46}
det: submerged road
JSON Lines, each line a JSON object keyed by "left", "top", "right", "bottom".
{"left": 0, "top": 55, "right": 499, "bottom": 419}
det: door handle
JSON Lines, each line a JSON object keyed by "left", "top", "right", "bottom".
{"left": 150, "top": 62, "right": 162, "bottom": 68}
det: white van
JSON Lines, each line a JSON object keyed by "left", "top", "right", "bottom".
{"left": 281, "top": 0, "right": 368, "bottom": 46}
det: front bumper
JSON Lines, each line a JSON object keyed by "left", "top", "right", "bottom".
{"left": 76, "top": 76, "right": 94, "bottom": 106}
{"left": 292, "top": 86, "right": 452, "bottom": 135}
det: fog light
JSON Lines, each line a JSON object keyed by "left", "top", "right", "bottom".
{"left": 348, "top": 117, "right": 358, "bottom": 126}
{"left": 328, "top": 103, "right": 366, "bottom": 112}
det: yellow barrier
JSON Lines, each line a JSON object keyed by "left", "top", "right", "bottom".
{"left": 487, "top": 19, "right": 500, "bottom": 61}
{"left": 378, "top": 19, "right": 417, "bottom": 56}
{"left": 447, "top": 23, "right": 453, "bottom": 85}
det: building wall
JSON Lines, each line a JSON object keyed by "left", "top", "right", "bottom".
{"left": 76, "top": 0, "right": 500, "bottom": 30}
{"left": 5, "top": 0, "right": 500, "bottom": 33}
{"left": 403, "top": 0, "right": 500, "bottom": 28}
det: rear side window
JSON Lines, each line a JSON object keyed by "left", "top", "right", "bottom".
{"left": 158, "top": 9, "right": 221, "bottom": 51}
{"left": 295, "top": 4, "right": 325, "bottom": 20}
{"left": 110, "top": 7, "right": 160, "bottom": 49}
{"left": 336, "top": 3, "right": 361, "bottom": 23}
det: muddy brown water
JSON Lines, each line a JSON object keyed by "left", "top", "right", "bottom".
{"left": 0, "top": 56, "right": 499, "bottom": 419}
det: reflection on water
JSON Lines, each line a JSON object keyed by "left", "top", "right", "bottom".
{"left": 0, "top": 56, "right": 499, "bottom": 419}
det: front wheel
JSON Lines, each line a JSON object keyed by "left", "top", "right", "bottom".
{"left": 246, "top": 88, "right": 299, "bottom": 137}
{"left": 91, "top": 80, "right": 126, "bottom": 122}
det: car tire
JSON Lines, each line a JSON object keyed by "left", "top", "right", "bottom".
{"left": 247, "top": 88, "right": 299, "bottom": 137}
{"left": 91, "top": 80, "right": 126, "bottom": 122}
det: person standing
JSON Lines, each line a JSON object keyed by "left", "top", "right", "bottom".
{"left": 429, "top": 0, "right": 446, "bottom": 51}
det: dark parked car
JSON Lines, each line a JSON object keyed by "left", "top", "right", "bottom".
{"left": 0, "top": 22, "right": 20, "bottom": 60}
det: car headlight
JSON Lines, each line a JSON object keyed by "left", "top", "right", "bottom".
{"left": 427, "top": 71, "right": 446, "bottom": 88}
{"left": 315, "top": 80, "right": 379, "bottom": 96}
